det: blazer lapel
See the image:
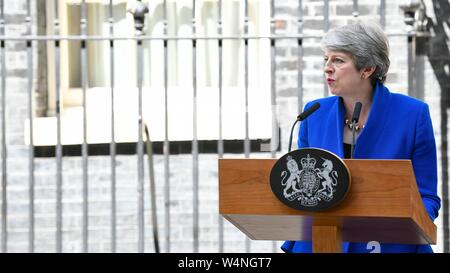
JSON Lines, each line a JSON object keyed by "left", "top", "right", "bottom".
{"left": 335, "top": 97, "right": 345, "bottom": 158}
{"left": 353, "top": 81, "right": 391, "bottom": 158}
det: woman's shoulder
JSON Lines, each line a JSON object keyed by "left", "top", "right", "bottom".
{"left": 389, "top": 92, "right": 429, "bottom": 112}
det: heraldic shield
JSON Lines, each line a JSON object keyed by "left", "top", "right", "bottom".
{"left": 270, "top": 148, "right": 351, "bottom": 212}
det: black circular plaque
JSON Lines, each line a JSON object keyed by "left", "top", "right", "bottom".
{"left": 270, "top": 148, "right": 351, "bottom": 211}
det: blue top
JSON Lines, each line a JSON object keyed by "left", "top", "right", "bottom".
{"left": 281, "top": 82, "right": 441, "bottom": 253}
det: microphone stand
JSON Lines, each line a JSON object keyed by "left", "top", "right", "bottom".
{"left": 351, "top": 120, "right": 356, "bottom": 159}
{"left": 350, "top": 102, "right": 362, "bottom": 159}
{"left": 288, "top": 119, "right": 299, "bottom": 153}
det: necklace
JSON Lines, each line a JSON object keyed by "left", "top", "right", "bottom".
{"left": 344, "top": 119, "right": 365, "bottom": 132}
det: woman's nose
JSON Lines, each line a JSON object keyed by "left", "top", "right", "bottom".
{"left": 324, "top": 65, "right": 333, "bottom": 74}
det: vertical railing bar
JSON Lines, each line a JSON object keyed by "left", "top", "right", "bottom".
{"left": 297, "top": 0, "right": 303, "bottom": 124}
{"left": 54, "top": 0, "right": 63, "bottom": 253}
{"left": 415, "top": 37, "right": 425, "bottom": 101}
{"left": 380, "top": 0, "right": 386, "bottom": 29}
{"left": 353, "top": 0, "right": 359, "bottom": 17}
{"left": 270, "top": 0, "right": 277, "bottom": 253}
{"left": 415, "top": 0, "right": 426, "bottom": 102}
{"left": 163, "top": 0, "right": 170, "bottom": 253}
{"left": 443, "top": 105, "right": 450, "bottom": 252}
{"left": 217, "top": 0, "right": 224, "bottom": 254}
{"left": 0, "top": 0, "right": 7, "bottom": 254}
{"left": 323, "top": 0, "right": 329, "bottom": 40}
{"left": 323, "top": 0, "right": 329, "bottom": 97}
{"left": 270, "top": 1, "right": 276, "bottom": 162}
{"left": 108, "top": 0, "right": 117, "bottom": 254}
{"left": 407, "top": 36, "right": 415, "bottom": 97}
{"left": 80, "top": 0, "right": 89, "bottom": 253}
{"left": 137, "top": 37, "right": 145, "bottom": 253}
{"left": 137, "top": 35, "right": 145, "bottom": 254}
{"left": 415, "top": 56, "right": 425, "bottom": 100}
{"left": 192, "top": 0, "right": 199, "bottom": 254}
{"left": 134, "top": 4, "right": 148, "bottom": 253}
{"left": 243, "top": 0, "right": 250, "bottom": 253}
{"left": 26, "top": 0, "right": 34, "bottom": 253}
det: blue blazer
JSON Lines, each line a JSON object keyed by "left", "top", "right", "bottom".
{"left": 281, "top": 82, "right": 441, "bottom": 253}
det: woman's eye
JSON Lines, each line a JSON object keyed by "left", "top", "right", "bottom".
{"left": 324, "top": 56, "right": 345, "bottom": 66}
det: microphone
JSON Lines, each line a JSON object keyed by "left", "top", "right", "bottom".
{"left": 351, "top": 102, "right": 362, "bottom": 123}
{"left": 351, "top": 102, "right": 362, "bottom": 159}
{"left": 288, "top": 102, "right": 320, "bottom": 152}
{"left": 297, "top": 102, "right": 320, "bottom": 121}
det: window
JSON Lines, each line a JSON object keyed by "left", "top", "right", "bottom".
{"left": 28, "top": 0, "right": 273, "bottom": 147}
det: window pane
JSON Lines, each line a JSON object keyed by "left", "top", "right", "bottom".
{"left": 58, "top": 0, "right": 272, "bottom": 142}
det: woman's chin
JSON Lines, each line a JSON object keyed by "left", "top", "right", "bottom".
{"left": 329, "top": 88, "right": 339, "bottom": 95}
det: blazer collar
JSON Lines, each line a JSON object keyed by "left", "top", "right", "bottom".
{"left": 335, "top": 81, "right": 391, "bottom": 158}
{"left": 335, "top": 97, "right": 345, "bottom": 157}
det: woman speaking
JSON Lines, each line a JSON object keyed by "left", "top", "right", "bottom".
{"left": 281, "top": 21, "right": 441, "bottom": 253}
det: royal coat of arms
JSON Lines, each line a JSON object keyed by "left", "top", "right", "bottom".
{"left": 270, "top": 148, "right": 350, "bottom": 211}
{"left": 281, "top": 154, "right": 338, "bottom": 206}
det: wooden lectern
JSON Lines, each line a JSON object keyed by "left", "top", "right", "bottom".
{"left": 218, "top": 159, "right": 436, "bottom": 253}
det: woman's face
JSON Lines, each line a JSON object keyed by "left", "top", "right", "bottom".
{"left": 323, "top": 50, "right": 364, "bottom": 97}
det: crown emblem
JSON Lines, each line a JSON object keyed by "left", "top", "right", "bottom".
{"left": 301, "top": 154, "right": 316, "bottom": 170}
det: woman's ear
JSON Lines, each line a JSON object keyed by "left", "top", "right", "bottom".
{"left": 361, "top": 67, "right": 376, "bottom": 79}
